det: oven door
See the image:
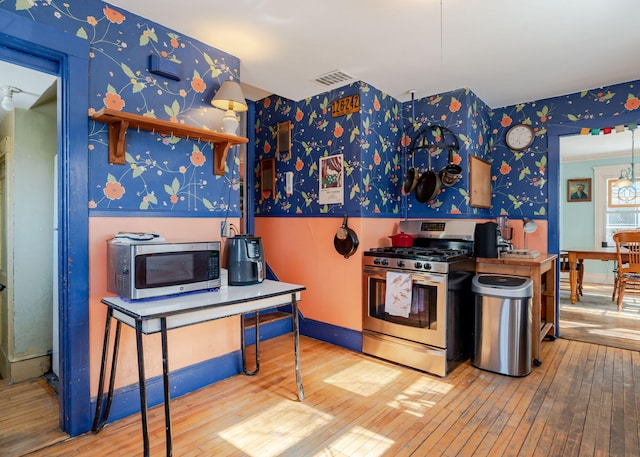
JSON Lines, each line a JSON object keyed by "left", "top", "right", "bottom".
{"left": 363, "top": 268, "right": 447, "bottom": 348}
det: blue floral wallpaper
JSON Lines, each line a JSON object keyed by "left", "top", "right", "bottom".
{"left": 254, "top": 82, "right": 404, "bottom": 217}
{"left": 0, "top": 1, "right": 242, "bottom": 216}
{"left": 4, "top": 1, "right": 640, "bottom": 222}
{"left": 490, "top": 82, "right": 640, "bottom": 217}
{"left": 255, "top": 85, "right": 493, "bottom": 218}
{"left": 402, "top": 88, "right": 492, "bottom": 217}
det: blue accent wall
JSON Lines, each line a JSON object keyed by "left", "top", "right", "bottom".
{"left": 1, "top": 1, "right": 243, "bottom": 217}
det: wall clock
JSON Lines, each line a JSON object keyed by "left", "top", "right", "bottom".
{"left": 505, "top": 123, "right": 535, "bottom": 151}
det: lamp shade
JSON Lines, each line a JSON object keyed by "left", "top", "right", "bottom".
{"left": 522, "top": 217, "right": 538, "bottom": 234}
{"left": 211, "top": 80, "right": 248, "bottom": 113}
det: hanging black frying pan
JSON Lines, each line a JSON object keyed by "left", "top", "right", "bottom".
{"left": 402, "top": 152, "right": 419, "bottom": 194}
{"left": 403, "top": 91, "right": 420, "bottom": 195}
{"left": 334, "top": 213, "right": 359, "bottom": 258}
{"left": 415, "top": 148, "right": 441, "bottom": 203}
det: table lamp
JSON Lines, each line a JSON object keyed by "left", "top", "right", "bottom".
{"left": 523, "top": 217, "right": 538, "bottom": 250}
{"left": 210, "top": 80, "right": 248, "bottom": 135}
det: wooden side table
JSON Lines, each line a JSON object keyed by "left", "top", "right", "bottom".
{"left": 476, "top": 253, "right": 557, "bottom": 366}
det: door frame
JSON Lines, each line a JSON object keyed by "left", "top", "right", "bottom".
{"left": 0, "top": 9, "right": 90, "bottom": 436}
{"left": 548, "top": 112, "right": 640, "bottom": 337}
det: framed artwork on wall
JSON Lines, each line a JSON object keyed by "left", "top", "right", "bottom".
{"left": 277, "top": 121, "right": 292, "bottom": 161}
{"left": 469, "top": 155, "right": 491, "bottom": 209}
{"left": 567, "top": 178, "right": 592, "bottom": 202}
{"left": 260, "top": 158, "right": 275, "bottom": 200}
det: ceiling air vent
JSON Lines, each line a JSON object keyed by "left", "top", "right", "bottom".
{"left": 313, "top": 70, "right": 355, "bottom": 87}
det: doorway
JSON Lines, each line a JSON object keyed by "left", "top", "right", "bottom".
{"left": 555, "top": 125, "right": 640, "bottom": 351}
{"left": 0, "top": 73, "right": 58, "bottom": 384}
{"left": 0, "top": 9, "right": 90, "bottom": 436}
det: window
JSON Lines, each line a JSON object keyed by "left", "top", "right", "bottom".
{"left": 595, "top": 164, "right": 640, "bottom": 245}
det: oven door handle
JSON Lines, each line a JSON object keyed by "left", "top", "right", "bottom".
{"left": 363, "top": 269, "right": 446, "bottom": 285}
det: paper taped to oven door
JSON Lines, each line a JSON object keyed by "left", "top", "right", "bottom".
{"left": 384, "top": 272, "right": 412, "bottom": 318}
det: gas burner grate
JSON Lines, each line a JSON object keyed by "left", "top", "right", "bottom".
{"left": 366, "top": 246, "right": 470, "bottom": 262}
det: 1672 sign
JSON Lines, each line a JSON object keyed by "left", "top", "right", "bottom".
{"left": 332, "top": 94, "right": 360, "bottom": 117}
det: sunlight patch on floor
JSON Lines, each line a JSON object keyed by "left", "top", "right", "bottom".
{"left": 324, "top": 360, "right": 402, "bottom": 396}
{"left": 587, "top": 327, "right": 640, "bottom": 341}
{"left": 558, "top": 319, "right": 599, "bottom": 329}
{"left": 218, "top": 401, "right": 333, "bottom": 456}
{"left": 387, "top": 375, "right": 453, "bottom": 417}
{"left": 560, "top": 305, "right": 640, "bottom": 319}
{"left": 312, "top": 426, "right": 394, "bottom": 457}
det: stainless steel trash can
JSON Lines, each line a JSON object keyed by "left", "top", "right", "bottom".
{"left": 471, "top": 274, "right": 533, "bottom": 376}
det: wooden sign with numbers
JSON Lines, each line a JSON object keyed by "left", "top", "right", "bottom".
{"left": 332, "top": 94, "right": 360, "bottom": 117}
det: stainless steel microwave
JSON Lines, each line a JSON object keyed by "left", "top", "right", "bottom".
{"left": 106, "top": 239, "right": 221, "bottom": 300}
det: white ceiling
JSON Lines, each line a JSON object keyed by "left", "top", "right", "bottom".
{"left": 0, "top": 60, "right": 57, "bottom": 122}
{"left": 2, "top": 0, "right": 640, "bottom": 159}
{"left": 107, "top": 0, "right": 640, "bottom": 107}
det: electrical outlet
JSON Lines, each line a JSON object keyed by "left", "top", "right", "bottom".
{"left": 220, "top": 221, "right": 228, "bottom": 237}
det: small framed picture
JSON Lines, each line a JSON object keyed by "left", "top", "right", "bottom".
{"left": 260, "top": 158, "right": 275, "bottom": 200}
{"left": 567, "top": 178, "right": 591, "bottom": 202}
{"left": 277, "top": 121, "right": 292, "bottom": 161}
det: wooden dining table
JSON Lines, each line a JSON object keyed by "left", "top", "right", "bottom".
{"left": 564, "top": 247, "right": 628, "bottom": 303}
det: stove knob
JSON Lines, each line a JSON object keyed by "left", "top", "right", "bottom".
{"left": 414, "top": 262, "right": 422, "bottom": 269}
{"left": 424, "top": 263, "right": 432, "bottom": 270}
{"left": 397, "top": 260, "right": 405, "bottom": 267}
{"left": 381, "top": 259, "right": 389, "bottom": 266}
{"left": 373, "top": 258, "right": 381, "bottom": 265}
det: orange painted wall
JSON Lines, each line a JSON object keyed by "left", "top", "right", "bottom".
{"left": 88, "top": 215, "right": 549, "bottom": 395}
{"left": 255, "top": 217, "right": 399, "bottom": 330}
{"left": 255, "top": 217, "right": 548, "bottom": 333}
{"left": 88, "top": 217, "right": 239, "bottom": 395}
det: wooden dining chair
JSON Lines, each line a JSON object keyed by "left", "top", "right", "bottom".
{"left": 613, "top": 230, "right": 640, "bottom": 311}
{"left": 560, "top": 251, "right": 583, "bottom": 299}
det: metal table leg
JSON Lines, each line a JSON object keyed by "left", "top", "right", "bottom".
{"left": 292, "top": 293, "right": 304, "bottom": 401}
{"left": 241, "top": 312, "right": 260, "bottom": 375}
{"left": 160, "top": 318, "right": 173, "bottom": 456}
{"left": 135, "top": 320, "right": 151, "bottom": 457}
{"left": 92, "top": 308, "right": 122, "bottom": 433}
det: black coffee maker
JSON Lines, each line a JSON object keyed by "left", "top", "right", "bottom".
{"left": 474, "top": 222, "right": 499, "bottom": 258}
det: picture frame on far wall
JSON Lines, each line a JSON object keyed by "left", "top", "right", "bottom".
{"left": 567, "top": 178, "right": 592, "bottom": 202}
{"left": 277, "top": 121, "right": 292, "bottom": 161}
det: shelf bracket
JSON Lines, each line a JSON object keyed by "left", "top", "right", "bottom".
{"left": 213, "top": 142, "right": 232, "bottom": 176}
{"left": 108, "top": 120, "right": 129, "bottom": 165}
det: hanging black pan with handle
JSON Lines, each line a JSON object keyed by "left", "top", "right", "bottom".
{"left": 415, "top": 148, "right": 441, "bottom": 203}
{"left": 334, "top": 213, "right": 359, "bottom": 258}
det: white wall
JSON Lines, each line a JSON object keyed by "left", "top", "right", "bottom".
{"left": 0, "top": 102, "right": 56, "bottom": 381}
{"left": 560, "top": 155, "right": 628, "bottom": 284}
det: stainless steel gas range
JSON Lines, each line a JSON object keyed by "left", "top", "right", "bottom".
{"left": 362, "top": 220, "right": 477, "bottom": 377}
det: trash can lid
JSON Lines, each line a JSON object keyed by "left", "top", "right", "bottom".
{"left": 477, "top": 275, "right": 529, "bottom": 287}
{"left": 472, "top": 274, "right": 533, "bottom": 297}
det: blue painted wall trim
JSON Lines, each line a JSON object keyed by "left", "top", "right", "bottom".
{"left": 243, "top": 315, "right": 293, "bottom": 346}
{"left": 0, "top": 9, "right": 90, "bottom": 436}
{"left": 93, "top": 351, "right": 241, "bottom": 426}
{"left": 300, "top": 318, "right": 363, "bottom": 353}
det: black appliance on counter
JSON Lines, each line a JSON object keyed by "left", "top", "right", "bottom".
{"left": 474, "top": 221, "right": 499, "bottom": 258}
{"left": 225, "top": 235, "right": 265, "bottom": 285}
{"left": 362, "top": 219, "right": 476, "bottom": 377}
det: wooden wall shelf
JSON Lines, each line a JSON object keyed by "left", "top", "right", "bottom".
{"left": 90, "top": 108, "right": 248, "bottom": 175}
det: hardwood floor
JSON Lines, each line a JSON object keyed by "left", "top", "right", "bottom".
{"left": 5, "top": 333, "right": 639, "bottom": 457}
{"left": 0, "top": 377, "right": 68, "bottom": 456}
{"left": 559, "top": 280, "right": 640, "bottom": 352}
